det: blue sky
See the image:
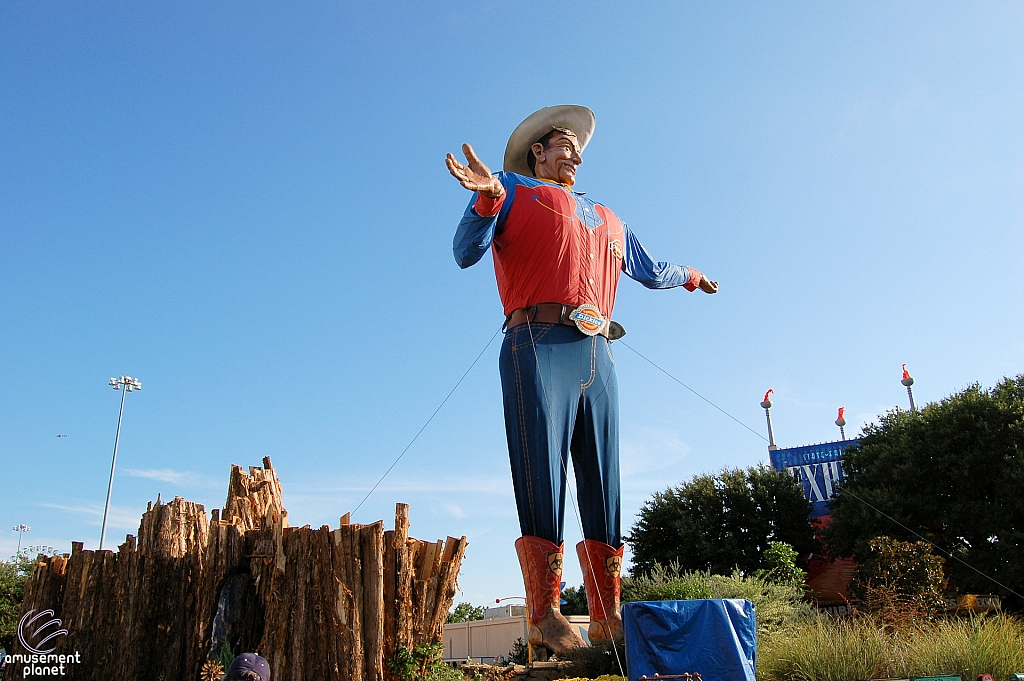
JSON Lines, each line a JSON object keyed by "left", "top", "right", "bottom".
{"left": 2, "top": 2, "right": 1021, "bottom": 607}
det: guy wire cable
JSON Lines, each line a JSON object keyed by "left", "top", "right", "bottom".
{"left": 351, "top": 328, "right": 501, "bottom": 517}
{"left": 353, "top": 317, "right": 1019, "bottom": 625}
{"left": 526, "top": 319, "right": 626, "bottom": 677}
{"left": 619, "top": 339, "right": 1023, "bottom": 602}
{"left": 835, "top": 485, "right": 1024, "bottom": 602}
{"left": 620, "top": 340, "right": 769, "bottom": 442}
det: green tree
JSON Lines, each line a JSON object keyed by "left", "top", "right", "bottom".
{"left": 559, "top": 584, "right": 588, "bottom": 616}
{"left": 446, "top": 601, "right": 485, "bottom": 623}
{"left": 627, "top": 465, "right": 815, "bottom": 576}
{"left": 825, "top": 376, "right": 1024, "bottom": 608}
{"left": 0, "top": 554, "right": 33, "bottom": 651}
{"left": 507, "top": 637, "right": 529, "bottom": 665}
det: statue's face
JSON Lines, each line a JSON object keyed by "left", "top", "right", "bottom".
{"left": 532, "top": 132, "right": 582, "bottom": 186}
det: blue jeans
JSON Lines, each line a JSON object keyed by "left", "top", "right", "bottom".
{"left": 499, "top": 323, "right": 621, "bottom": 548}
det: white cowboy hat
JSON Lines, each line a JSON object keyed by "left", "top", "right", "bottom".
{"left": 502, "top": 105, "right": 596, "bottom": 176}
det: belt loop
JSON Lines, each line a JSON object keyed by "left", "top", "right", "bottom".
{"left": 528, "top": 305, "right": 538, "bottom": 322}
{"left": 502, "top": 313, "right": 512, "bottom": 332}
{"left": 559, "top": 305, "right": 568, "bottom": 325}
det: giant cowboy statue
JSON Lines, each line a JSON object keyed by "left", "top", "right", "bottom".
{"left": 446, "top": 106, "right": 718, "bottom": 655}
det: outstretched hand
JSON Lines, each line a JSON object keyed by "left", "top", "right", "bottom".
{"left": 699, "top": 274, "right": 719, "bottom": 294}
{"left": 446, "top": 144, "right": 504, "bottom": 198}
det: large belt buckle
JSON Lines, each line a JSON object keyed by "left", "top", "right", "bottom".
{"left": 569, "top": 303, "right": 606, "bottom": 336}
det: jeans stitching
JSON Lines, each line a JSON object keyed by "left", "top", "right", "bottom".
{"left": 582, "top": 336, "right": 597, "bottom": 390}
{"left": 512, "top": 324, "right": 553, "bottom": 350}
{"left": 512, "top": 340, "right": 536, "bottom": 531}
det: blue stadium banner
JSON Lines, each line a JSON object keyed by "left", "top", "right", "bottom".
{"left": 769, "top": 440, "right": 859, "bottom": 517}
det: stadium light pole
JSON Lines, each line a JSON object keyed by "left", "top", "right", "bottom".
{"left": 835, "top": 407, "right": 847, "bottom": 440}
{"left": 100, "top": 376, "right": 141, "bottom": 550}
{"left": 13, "top": 525, "right": 30, "bottom": 556}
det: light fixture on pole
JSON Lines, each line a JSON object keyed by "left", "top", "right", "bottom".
{"left": 835, "top": 407, "right": 847, "bottom": 440}
{"left": 100, "top": 375, "right": 142, "bottom": 550}
{"left": 13, "top": 525, "right": 30, "bottom": 556}
{"left": 761, "top": 389, "right": 778, "bottom": 451}
{"left": 902, "top": 364, "right": 916, "bottom": 411}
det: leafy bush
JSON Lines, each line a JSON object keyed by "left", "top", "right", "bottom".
{"left": 387, "top": 642, "right": 463, "bottom": 681}
{"left": 848, "top": 536, "right": 947, "bottom": 624}
{"left": 463, "top": 663, "right": 514, "bottom": 681}
{"left": 620, "top": 561, "right": 811, "bottom": 634}
{"left": 758, "top": 614, "right": 1024, "bottom": 680}
{"left": 448, "top": 602, "right": 486, "bottom": 623}
{"left": 755, "top": 541, "right": 806, "bottom": 588}
{"left": 559, "top": 640, "right": 626, "bottom": 679}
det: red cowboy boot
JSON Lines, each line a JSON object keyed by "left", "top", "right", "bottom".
{"left": 577, "top": 540, "right": 625, "bottom": 642}
{"left": 515, "top": 536, "right": 584, "bottom": 656}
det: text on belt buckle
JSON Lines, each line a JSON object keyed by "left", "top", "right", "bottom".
{"left": 569, "top": 303, "right": 606, "bottom": 336}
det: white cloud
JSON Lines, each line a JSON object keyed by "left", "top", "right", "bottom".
{"left": 35, "top": 502, "right": 140, "bottom": 533}
{"left": 619, "top": 426, "right": 691, "bottom": 479}
{"left": 290, "top": 473, "right": 514, "bottom": 496}
{"left": 123, "top": 468, "right": 218, "bottom": 488}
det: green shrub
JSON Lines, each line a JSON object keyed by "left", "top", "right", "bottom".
{"left": 755, "top": 541, "right": 807, "bottom": 588}
{"left": 387, "top": 641, "right": 463, "bottom": 681}
{"left": 620, "top": 561, "right": 811, "bottom": 634}
{"left": 559, "top": 640, "right": 625, "bottom": 679}
{"left": 848, "top": 536, "right": 946, "bottom": 624}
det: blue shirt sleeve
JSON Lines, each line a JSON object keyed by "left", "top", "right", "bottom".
{"left": 621, "top": 224, "right": 692, "bottom": 289}
{"left": 453, "top": 173, "right": 516, "bottom": 269}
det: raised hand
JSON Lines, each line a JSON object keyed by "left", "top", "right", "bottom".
{"left": 446, "top": 143, "right": 504, "bottom": 198}
{"left": 698, "top": 274, "right": 719, "bottom": 294}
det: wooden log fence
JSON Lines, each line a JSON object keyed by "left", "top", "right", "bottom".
{"left": 4, "top": 458, "right": 467, "bottom": 681}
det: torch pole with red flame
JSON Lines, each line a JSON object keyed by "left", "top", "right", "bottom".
{"left": 760, "top": 389, "right": 777, "bottom": 451}
{"left": 902, "top": 364, "right": 917, "bottom": 411}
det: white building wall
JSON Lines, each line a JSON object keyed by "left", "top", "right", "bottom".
{"left": 443, "top": 616, "right": 591, "bottom": 663}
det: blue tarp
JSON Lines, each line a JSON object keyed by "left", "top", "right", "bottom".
{"left": 622, "top": 599, "right": 757, "bottom": 681}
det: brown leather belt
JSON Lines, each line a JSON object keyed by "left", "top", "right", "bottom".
{"left": 504, "top": 303, "right": 625, "bottom": 340}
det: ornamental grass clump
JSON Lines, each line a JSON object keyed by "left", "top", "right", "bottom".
{"left": 621, "top": 560, "right": 811, "bottom": 635}
{"left": 757, "top": 614, "right": 1024, "bottom": 681}
{"left": 757, "top": 616, "right": 894, "bottom": 681}
{"left": 901, "top": 615, "right": 1024, "bottom": 679}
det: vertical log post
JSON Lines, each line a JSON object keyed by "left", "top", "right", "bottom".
{"left": 361, "top": 521, "right": 385, "bottom": 681}
{"left": 393, "top": 504, "right": 412, "bottom": 653}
